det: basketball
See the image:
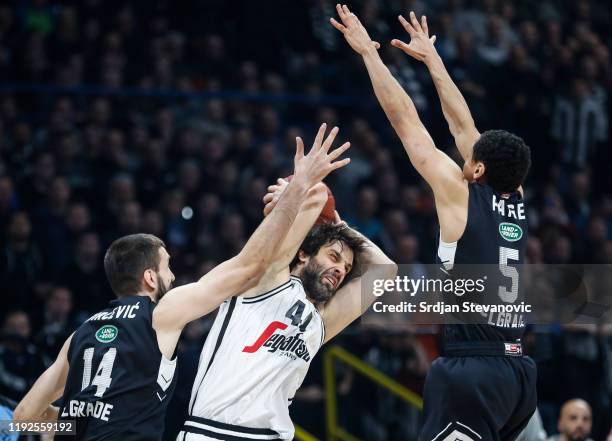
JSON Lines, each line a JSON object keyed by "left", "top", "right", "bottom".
{"left": 317, "top": 184, "right": 336, "bottom": 225}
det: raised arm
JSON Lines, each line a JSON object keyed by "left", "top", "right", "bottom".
{"left": 391, "top": 11, "right": 480, "bottom": 161}
{"left": 262, "top": 178, "right": 328, "bottom": 271}
{"left": 153, "top": 124, "right": 351, "bottom": 357}
{"left": 14, "top": 335, "right": 72, "bottom": 421}
{"left": 331, "top": 5, "right": 464, "bottom": 197}
{"left": 319, "top": 224, "right": 397, "bottom": 342}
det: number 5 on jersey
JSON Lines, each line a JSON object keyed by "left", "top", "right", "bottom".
{"left": 82, "top": 348, "right": 117, "bottom": 397}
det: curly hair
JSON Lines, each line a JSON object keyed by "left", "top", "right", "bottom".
{"left": 289, "top": 223, "right": 367, "bottom": 271}
{"left": 472, "top": 130, "right": 531, "bottom": 193}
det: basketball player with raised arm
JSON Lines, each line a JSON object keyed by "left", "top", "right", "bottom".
{"left": 177, "top": 126, "right": 397, "bottom": 441}
{"left": 332, "top": 5, "right": 536, "bottom": 440}
{"left": 12, "top": 123, "right": 350, "bottom": 441}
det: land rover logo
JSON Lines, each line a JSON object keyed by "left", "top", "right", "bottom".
{"left": 95, "top": 325, "right": 118, "bottom": 343}
{"left": 499, "top": 222, "right": 523, "bottom": 242}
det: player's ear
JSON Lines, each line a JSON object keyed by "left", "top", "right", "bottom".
{"left": 143, "top": 269, "right": 156, "bottom": 291}
{"left": 297, "top": 250, "right": 309, "bottom": 265}
{"left": 473, "top": 161, "right": 485, "bottom": 180}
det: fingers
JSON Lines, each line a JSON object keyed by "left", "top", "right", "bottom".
{"left": 342, "top": 4, "right": 359, "bottom": 26}
{"left": 321, "top": 126, "right": 339, "bottom": 152}
{"left": 263, "top": 202, "right": 274, "bottom": 217}
{"left": 263, "top": 192, "right": 275, "bottom": 204}
{"left": 336, "top": 3, "right": 347, "bottom": 22}
{"left": 430, "top": 35, "right": 437, "bottom": 44}
{"left": 329, "top": 157, "right": 351, "bottom": 171}
{"left": 312, "top": 123, "right": 327, "bottom": 152}
{"left": 328, "top": 141, "right": 351, "bottom": 161}
{"left": 295, "top": 136, "right": 304, "bottom": 160}
{"left": 373, "top": 41, "right": 381, "bottom": 49}
{"left": 421, "top": 15, "right": 428, "bottom": 35}
{"left": 398, "top": 15, "right": 417, "bottom": 36}
{"left": 409, "top": 11, "right": 423, "bottom": 33}
{"left": 330, "top": 17, "right": 346, "bottom": 33}
{"left": 391, "top": 38, "right": 412, "bottom": 53}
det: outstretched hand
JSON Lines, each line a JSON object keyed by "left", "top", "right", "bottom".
{"left": 330, "top": 4, "right": 380, "bottom": 55}
{"left": 291, "top": 123, "right": 351, "bottom": 190}
{"left": 391, "top": 11, "right": 437, "bottom": 62}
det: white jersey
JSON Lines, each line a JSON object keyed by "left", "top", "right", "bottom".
{"left": 178, "top": 276, "right": 324, "bottom": 441}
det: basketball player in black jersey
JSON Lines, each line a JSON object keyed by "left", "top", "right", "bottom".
{"left": 12, "top": 124, "right": 351, "bottom": 440}
{"left": 332, "top": 5, "right": 535, "bottom": 440}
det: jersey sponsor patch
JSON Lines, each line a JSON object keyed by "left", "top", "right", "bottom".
{"left": 95, "top": 325, "right": 118, "bottom": 343}
{"left": 504, "top": 342, "right": 523, "bottom": 356}
{"left": 498, "top": 222, "right": 523, "bottom": 242}
{"left": 242, "top": 321, "right": 311, "bottom": 361}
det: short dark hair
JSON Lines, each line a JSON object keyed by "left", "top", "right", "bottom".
{"left": 290, "top": 223, "right": 367, "bottom": 271}
{"left": 472, "top": 130, "right": 531, "bottom": 193}
{"left": 104, "top": 234, "right": 165, "bottom": 297}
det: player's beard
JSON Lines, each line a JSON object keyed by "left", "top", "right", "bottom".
{"left": 568, "top": 430, "right": 588, "bottom": 441}
{"left": 155, "top": 274, "right": 171, "bottom": 301}
{"left": 301, "top": 260, "right": 336, "bottom": 304}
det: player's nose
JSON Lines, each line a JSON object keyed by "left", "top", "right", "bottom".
{"left": 332, "top": 266, "right": 344, "bottom": 282}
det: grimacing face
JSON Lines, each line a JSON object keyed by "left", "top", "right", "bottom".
{"left": 299, "top": 241, "right": 354, "bottom": 303}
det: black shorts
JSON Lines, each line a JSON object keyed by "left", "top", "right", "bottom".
{"left": 419, "top": 353, "right": 537, "bottom": 441}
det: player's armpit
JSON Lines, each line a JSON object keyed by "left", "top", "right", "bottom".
{"left": 14, "top": 334, "right": 72, "bottom": 421}
{"left": 319, "top": 236, "right": 397, "bottom": 343}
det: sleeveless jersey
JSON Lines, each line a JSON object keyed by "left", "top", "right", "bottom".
{"left": 436, "top": 182, "right": 528, "bottom": 343}
{"left": 58, "top": 295, "right": 177, "bottom": 440}
{"left": 180, "top": 276, "right": 324, "bottom": 441}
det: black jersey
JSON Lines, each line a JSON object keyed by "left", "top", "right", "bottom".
{"left": 437, "top": 182, "right": 528, "bottom": 343}
{"left": 57, "top": 295, "right": 177, "bottom": 441}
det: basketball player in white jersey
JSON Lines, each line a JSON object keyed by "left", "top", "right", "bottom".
{"left": 178, "top": 127, "right": 397, "bottom": 440}
{"left": 12, "top": 123, "right": 350, "bottom": 441}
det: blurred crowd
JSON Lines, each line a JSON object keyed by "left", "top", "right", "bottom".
{"left": 0, "top": 0, "right": 610, "bottom": 439}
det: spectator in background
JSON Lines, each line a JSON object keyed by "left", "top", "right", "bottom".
{"left": 33, "top": 175, "right": 72, "bottom": 271}
{"left": 379, "top": 209, "right": 409, "bottom": 256}
{"left": 0, "top": 311, "right": 45, "bottom": 401}
{"left": 59, "top": 231, "right": 109, "bottom": 315}
{"left": 0, "top": 176, "right": 18, "bottom": 235}
{"left": 546, "top": 399, "right": 594, "bottom": 441}
{"left": 0, "top": 212, "right": 46, "bottom": 311}
{"left": 551, "top": 78, "right": 608, "bottom": 171}
{"left": 19, "top": 152, "right": 55, "bottom": 210}
{"left": 346, "top": 186, "right": 381, "bottom": 241}
{"left": 35, "top": 286, "right": 74, "bottom": 366}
